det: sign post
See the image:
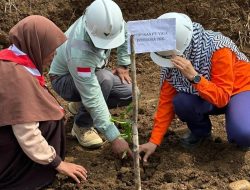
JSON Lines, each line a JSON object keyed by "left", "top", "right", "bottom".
{"left": 130, "top": 35, "right": 141, "bottom": 190}
{"left": 127, "top": 18, "right": 176, "bottom": 190}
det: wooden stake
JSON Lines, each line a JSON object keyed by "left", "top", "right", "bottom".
{"left": 130, "top": 35, "right": 141, "bottom": 190}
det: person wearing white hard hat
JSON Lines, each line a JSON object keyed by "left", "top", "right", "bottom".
{"left": 150, "top": 13, "right": 193, "bottom": 68}
{"left": 49, "top": 0, "right": 132, "bottom": 157}
{"left": 140, "top": 12, "right": 250, "bottom": 162}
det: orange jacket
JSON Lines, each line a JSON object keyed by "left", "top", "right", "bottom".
{"left": 150, "top": 48, "right": 250, "bottom": 145}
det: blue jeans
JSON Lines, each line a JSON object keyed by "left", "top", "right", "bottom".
{"left": 51, "top": 69, "right": 132, "bottom": 128}
{"left": 173, "top": 92, "right": 250, "bottom": 147}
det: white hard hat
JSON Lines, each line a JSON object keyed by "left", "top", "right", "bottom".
{"left": 150, "top": 12, "right": 193, "bottom": 67}
{"left": 84, "top": 0, "right": 125, "bottom": 49}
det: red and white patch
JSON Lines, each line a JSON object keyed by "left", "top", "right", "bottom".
{"left": 77, "top": 67, "right": 91, "bottom": 78}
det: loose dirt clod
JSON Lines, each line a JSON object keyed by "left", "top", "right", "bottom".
{"left": 229, "top": 180, "right": 250, "bottom": 190}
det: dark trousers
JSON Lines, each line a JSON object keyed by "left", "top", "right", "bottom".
{"left": 51, "top": 69, "right": 132, "bottom": 128}
{"left": 0, "top": 120, "right": 65, "bottom": 190}
{"left": 173, "top": 92, "right": 250, "bottom": 147}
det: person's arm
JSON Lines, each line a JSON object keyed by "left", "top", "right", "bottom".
{"left": 149, "top": 81, "right": 177, "bottom": 145}
{"left": 12, "top": 122, "right": 60, "bottom": 167}
{"left": 68, "top": 55, "right": 120, "bottom": 142}
{"left": 193, "top": 48, "right": 234, "bottom": 107}
{"left": 116, "top": 24, "right": 131, "bottom": 67}
{"left": 139, "top": 81, "right": 176, "bottom": 162}
{"left": 69, "top": 57, "right": 131, "bottom": 156}
{"left": 51, "top": 20, "right": 118, "bottom": 141}
{"left": 114, "top": 25, "right": 131, "bottom": 84}
{"left": 12, "top": 122, "right": 88, "bottom": 183}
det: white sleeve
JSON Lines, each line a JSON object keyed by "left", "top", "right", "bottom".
{"left": 12, "top": 122, "right": 56, "bottom": 165}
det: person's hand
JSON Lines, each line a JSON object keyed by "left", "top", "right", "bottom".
{"left": 112, "top": 66, "right": 131, "bottom": 84}
{"left": 171, "top": 56, "right": 198, "bottom": 81}
{"left": 111, "top": 137, "right": 132, "bottom": 158}
{"left": 139, "top": 141, "right": 157, "bottom": 163}
{"left": 56, "top": 161, "right": 87, "bottom": 183}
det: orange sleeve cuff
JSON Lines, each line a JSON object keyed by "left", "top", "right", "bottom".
{"left": 150, "top": 132, "right": 166, "bottom": 146}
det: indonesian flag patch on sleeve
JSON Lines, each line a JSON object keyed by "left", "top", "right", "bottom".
{"left": 77, "top": 67, "right": 92, "bottom": 78}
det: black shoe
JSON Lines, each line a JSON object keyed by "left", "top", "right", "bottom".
{"left": 180, "top": 131, "right": 211, "bottom": 149}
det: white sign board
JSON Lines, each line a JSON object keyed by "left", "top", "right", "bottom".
{"left": 127, "top": 18, "right": 176, "bottom": 54}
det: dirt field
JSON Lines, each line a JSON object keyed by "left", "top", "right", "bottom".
{"left": 1, "top": 0, "right": 250, "bottom": 189}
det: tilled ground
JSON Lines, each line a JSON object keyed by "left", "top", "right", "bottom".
{"left": 1, "top": 1, "right": 250, "bottom": 189}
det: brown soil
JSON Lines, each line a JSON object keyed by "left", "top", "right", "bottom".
{"left": 1, "top": 1, "right": 250, "bottom": 190}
